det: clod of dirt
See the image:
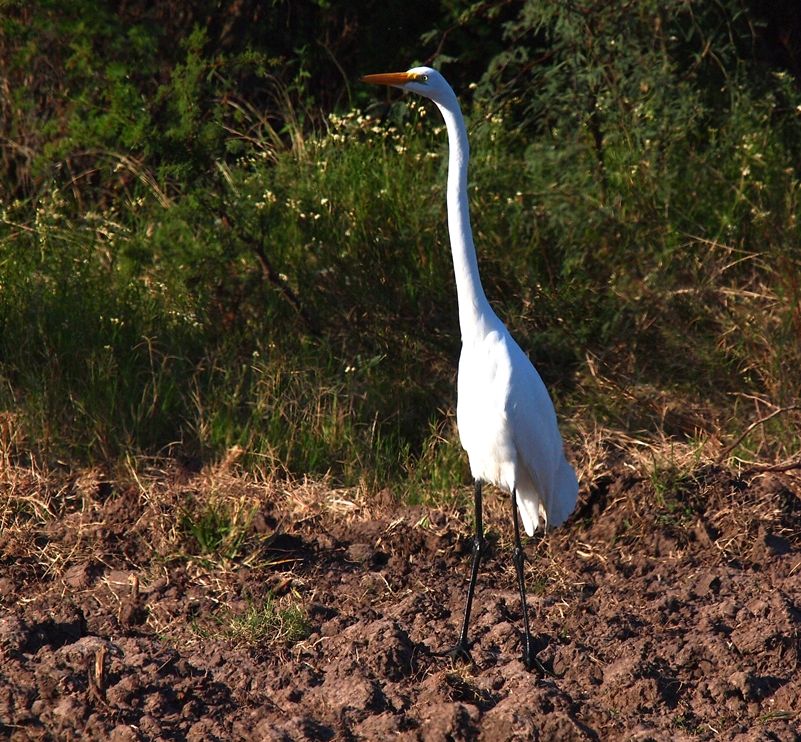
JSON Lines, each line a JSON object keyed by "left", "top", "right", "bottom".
{"left": 1, "top": 461, "right": 800, "bottom": 739}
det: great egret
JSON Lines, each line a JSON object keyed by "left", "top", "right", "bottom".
{"left": 361, "top": 67, "right": 578, "bottom": 671}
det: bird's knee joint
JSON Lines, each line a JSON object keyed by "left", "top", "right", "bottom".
{"left": 513, "top": 546, "right": 525, "bottom": 566}
{"left": 472, "top": 536, "right": 484, "bottom": 555}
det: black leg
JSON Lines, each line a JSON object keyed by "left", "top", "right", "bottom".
{"left": 511, "top": 488, "right": 544, "bottom": 673}
{"left": 441, "top": 479, "right": 483, "bottom": 664}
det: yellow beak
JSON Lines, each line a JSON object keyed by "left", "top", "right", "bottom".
{"left": 360, "top": 72, "right": 415, "bottom": 87}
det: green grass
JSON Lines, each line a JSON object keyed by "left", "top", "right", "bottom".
{"left": 192, "top": 593, "right": 310, "bottom": 647}
{"left": 225, "top": 595, "right": 310, "bottom": 646}
{"left": 1, "top": 47, "right": 800, "bottom": 505}
{"left": 180, "top": 497, "right": 251, "bottom": 563}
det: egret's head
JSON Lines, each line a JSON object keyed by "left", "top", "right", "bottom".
{"left": 361, "top": 66, "right": 455, "bottom": 106}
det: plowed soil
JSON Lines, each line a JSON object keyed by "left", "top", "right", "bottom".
{"left": 1, "top": 451, "right": 800, "bottom": 740}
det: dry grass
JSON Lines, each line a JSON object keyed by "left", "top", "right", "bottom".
{"left": 2, "top": 426, "right": 799, "bottom": 650}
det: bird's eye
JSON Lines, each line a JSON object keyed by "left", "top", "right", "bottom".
{"left": 418, "top": 74, "right": 429, "bottom": 83}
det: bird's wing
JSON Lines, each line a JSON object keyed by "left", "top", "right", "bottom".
{"left": 502, "top": 333, "right": 577, "bottom": 532}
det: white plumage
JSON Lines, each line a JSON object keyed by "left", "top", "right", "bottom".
{"left": 362, "top": 66, "right": 578, "bottom": 670}
{"left": 457, "top": 322, "right": 578, "bottom": 536}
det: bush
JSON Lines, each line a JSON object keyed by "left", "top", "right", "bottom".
{"left": 1, "top": 0, "right": 799, "bottom": 492}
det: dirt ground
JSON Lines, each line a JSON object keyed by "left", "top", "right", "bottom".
{"left": 1, "top": 445, "right": 800, "bottom": 741}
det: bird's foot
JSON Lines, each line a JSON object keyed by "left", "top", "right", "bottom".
{"left": 435, "top": 640, "right": 473, "bottom": 666}
{"left": 523, "top": 642, "right": 550, "bottom": 676}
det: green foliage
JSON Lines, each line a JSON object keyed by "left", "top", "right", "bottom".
{"left": 1, "top": 0, "right": 800, "bottom": 501}
{"left": 0, "top": 101, "right": 468, "bottom": 493}
{"left": 0, "top": 0, "right": 450, "bottom": 201}
{"left": 456, "top": 0, "right": 801, "bottom": 438}
{"left": 0, "top": 190, "right": 200, "bottom": 458}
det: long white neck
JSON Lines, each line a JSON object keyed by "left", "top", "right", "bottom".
{"left": 433, "top": 97, "right": 492, "bottom": 340}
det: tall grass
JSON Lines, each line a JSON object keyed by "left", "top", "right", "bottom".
{"left": 0, "top": 102, "right": 464, "bottom": 495}
{"left": 1, "top": 45, "right": 800, "bottom": 496}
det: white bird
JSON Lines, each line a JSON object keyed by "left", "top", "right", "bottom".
{"left": 361, "top": 67, "right": 578, "bottom": 670}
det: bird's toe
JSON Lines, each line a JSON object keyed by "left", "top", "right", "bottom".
{"left": 435, "top": 640, "right": 473, "bottom": 666}
{"left": 523, "top": 646, "right": 549, "bottom": 676}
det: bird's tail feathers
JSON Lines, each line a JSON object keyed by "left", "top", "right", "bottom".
{"left": 515, "top": 489, "right": 543, "bottom": 538}
{"left": 547, "top": 458, "right": 579, "bottom": 528}
{"left": 515, "top": 456, "right": 578, "bottom": 536}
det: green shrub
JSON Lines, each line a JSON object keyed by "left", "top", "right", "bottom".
{"left": 1, "top": 0, "right": 800, "bottom": 496}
